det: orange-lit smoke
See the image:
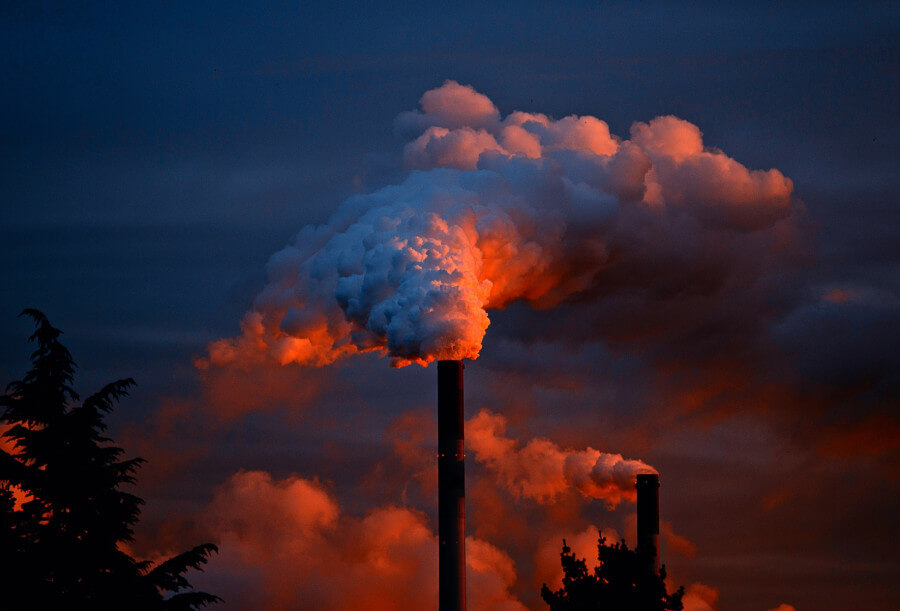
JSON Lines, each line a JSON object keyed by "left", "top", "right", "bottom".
{"left": 535, "top": 525, "right": 710, "bottom": 610}
{"left": 534, "top": 525, "right": 621, "bottom": 591}
{"left": 467, "top": 409, "right": 655, "bottom": 507}
{"left": 176, "top": 470, "right": 525, "bottom": 611}
{"left": 682, "top": 583, "right": 720, "bottom": 611}
{"left": 201, "top": 80, "right": 796, "bottom": 370}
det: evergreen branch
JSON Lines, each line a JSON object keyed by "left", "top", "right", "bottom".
{"left": 162, "top": 591, "right": 223, "bottom": 610}
{"left": 147, "top": 544, "right": 219, "bottom": 593}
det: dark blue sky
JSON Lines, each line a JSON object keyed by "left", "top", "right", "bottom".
{"left": 2, "top": 2, "right": 898, "bottom": 610}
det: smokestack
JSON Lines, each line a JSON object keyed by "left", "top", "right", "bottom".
{"left": 636, "top": 473, "right": 660, "bottom": 575}
{"left": 438, "top": 360, "right": 466, "bottom": 611}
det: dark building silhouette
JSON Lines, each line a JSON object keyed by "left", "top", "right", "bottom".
{"left": 437, "top": 360, "right": 466, "bottom": 611}
{"left": 636, "top": 473, "right": 660, "bottom": 575}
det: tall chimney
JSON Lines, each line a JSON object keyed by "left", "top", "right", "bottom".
{"left": 636, "top": 473, "right": 660, "bottom": 575}
{"left": 438, "top": 360, "right": 466, "bottom": 611}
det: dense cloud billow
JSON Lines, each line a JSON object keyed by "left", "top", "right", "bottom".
{"left": 201, "top": 80, "right": 797, "bottom": 368}
{"left": 173, "top": 470, "right": 527, "bottom": 611}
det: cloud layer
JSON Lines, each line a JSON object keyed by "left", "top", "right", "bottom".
{"left": 159, "top": 470, "right": 526, "bottom": 611}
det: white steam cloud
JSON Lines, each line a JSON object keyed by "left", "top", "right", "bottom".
{"left": 202, "top": 80, "right": 795, "bottom": 368}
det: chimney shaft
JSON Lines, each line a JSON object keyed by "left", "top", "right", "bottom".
{"left": 438, "top": 360, "right": 466, "bottom": 611}
{"left": 636, "top": 473, "right": 660, "bottom": 575}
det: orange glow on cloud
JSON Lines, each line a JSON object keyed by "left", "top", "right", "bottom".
{"left": 682, "top": 583, "right": 720, "bottom": 611}
{"left": 533, "top": 524, "right": 620, "bottom": 591}
{"left": 154, "top": 470, "right": 527, "bottom": 611}
{"left": 818, "top": 415, "right": 900, "bottom": 458}
{"left": 822, "top": 287, "right": 855, "bottom": 303}
{"left": 662, "top": 520, "right": 698, "bottom": 558}
{"left": 467, "top": 409, "right": 655, "bottom": 507}
{"left": 199, "top": 80, "right": 798, "bottom": 371}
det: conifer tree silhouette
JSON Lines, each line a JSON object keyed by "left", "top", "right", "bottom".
{"left": 541, "top": 531, "right": 684, "bottom": 611}
{"left": 0, "top": 310, "right": 221, "bottom": 610}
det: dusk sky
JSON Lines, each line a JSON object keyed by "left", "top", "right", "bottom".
{"left": 2, "top": 2, "right": 898, "bottom": 610}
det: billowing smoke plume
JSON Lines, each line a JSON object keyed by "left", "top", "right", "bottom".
{"left": 202, "top": 80, "right": 795, "bottom": 368}
{"left": 467, "top": 409, "right": 655, "bottom": 507}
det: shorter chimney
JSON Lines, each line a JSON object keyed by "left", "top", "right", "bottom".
{"left": 636, "top": 473, "right": 660, "bottom": 574}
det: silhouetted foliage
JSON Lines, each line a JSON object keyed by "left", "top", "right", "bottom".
{"left": 0, "top": 310, "right": 221, "bottom": 610}
{"left": 541, "top": 531, "right": 684, "bottom": 611}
